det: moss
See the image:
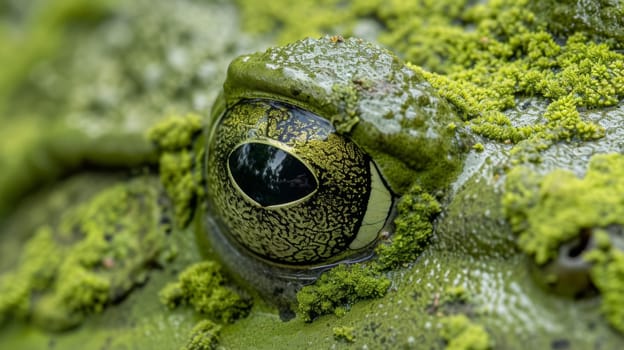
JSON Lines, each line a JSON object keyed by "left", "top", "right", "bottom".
{"left": 503, "top": 153, "right": 624, "bottom": 265}
{"left": 160, "top": 261, "right": 252, "bottom": 324}
{"left": 0, "top": 178, "right": 172, "bottom": 330}
{"left": 584, "top": 230, "right": 624, "bottom": 334}
{"left": 504, "top": 154, "right": 624, "bottom": 334}
{"left": 528, "top": 0, "right": 624, "bottom": 47}
{"left": 472, "top": 143, "right": 484, "bottom": 152}
{"left": 439, "top": 314, "right": 492, "bottom": 350}
{"left": 147, "top": 114, "right": 205, "bottom": 227}
{"left": 147, "top": 114, "right": 203, "bottom": 151}
{"left": 296, "top": 264, "right": 391, "bottom": 322}
{"left": 375, "top": 184, "right": 441, "bottom": 270}
{"left": 182, "top": 319, "right": 222, "bottom": 350}
{"left": 333, "top": 325, "right": 356, "bottom": 343}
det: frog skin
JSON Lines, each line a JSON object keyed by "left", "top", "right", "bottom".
{"left": 198, "top": 36, "right": 468, "bottom": 302}
{"left": 2, "top": 1, "right": 624, "bottom": 347}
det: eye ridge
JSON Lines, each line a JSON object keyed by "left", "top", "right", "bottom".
{"left": 227, "top": 140, "right": 320, "bottom": 208}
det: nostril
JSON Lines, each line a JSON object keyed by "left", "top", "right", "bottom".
{"left": 564, "top": 228, "right": 592, "bottom": 259}
{"left": 532, "top": 228, "right": 598, "bottom": 298}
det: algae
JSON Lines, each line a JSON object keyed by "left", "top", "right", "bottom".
{"left": 160, "top": 261, "right": 252, "bottom": 324}
{"left": 503, "top": 153, "right": 624, "bottom": 333}
{"left": 0, "top": 177, "right": 173, "bottom": 331}
{"left": 333, "top": 325, "right": 356, "bottom": 343}
{"left": 374, "top": 185, "right": 441, "bottom": 270}
{"left": 585, "top": 230, "right": 624, "bottom": 334}
{"left": 182, "top": 319, "right": 222, "bottom": 350}
{"left": 440, "top": 314, "right": 492, "bottom": 350}
{"left": 296, "top": 264, "right": 390, "bottom": 322}
{"left": 148, "top": 114, "right": 205, "bottom": 227}
{"left": 503, "top": 153, "right": 624, "bottom": 264}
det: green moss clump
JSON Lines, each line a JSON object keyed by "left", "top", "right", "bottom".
{"left": 472, "top": 143, "right": 484, "bottom": 152}
{"left": 160, "top": 261, "right": 252, "bottom": 324}
{"left": 503, "top": 153, "right": 624, "bottom": 265}
{"left": 147, "top": 114, "right": 205, "bottom": 226}
{"left": 504, "top": 154, "right": 624, "bottom": 333}
{"left": 182, "top": 319, "right": 222, "bottom": 350}
{"left": 584, "top": 230, "right": 624, "bottom": 333}
{"left": 0, "top": 178, "right": 172, "bottom": 330}
{"left": 296, "top": 264, "right": 390, "bottom": 322}
{"left": 333, "top": 325, "right": 356, "bottom": 343}
{"left": 375, "top": 185, "right": 441, "bottom": 270}
{"left": 440, "top": 314, "right": 492, "bottom": 350}
{"left": 0, "top": 226, "right": 62, "bottom": 324}
{"left": 528, "top": 0, "right": 624, "bottom": 47}
{"left": 147, "top": 114, "right": 203, "bottom": 151}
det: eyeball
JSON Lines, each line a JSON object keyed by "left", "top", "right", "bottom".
{"left": 205, "top": 98, "right": 393, "bottom": 267}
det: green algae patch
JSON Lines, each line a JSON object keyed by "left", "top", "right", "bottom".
{"left": 160, "top": 261, "right": 252, "bottom": 324}
{"left": 585, "top": 230, "right": 624, "bottom": 334}
{"left": 182, "top": 319, "right": 222, "bottom": 350}
{"left": 296, "top": 264, "right": 390, "bottom": 322}
{"left": 440, "top": 314, "right": 492, "bottom": 350}
{"left": 528, "top": 0, "right": 624, "bottom": 47}
{"left": 375, "top": 185, "right": 441, "bottom": 270}
{"left": 0, "top": 177, "right": 173, "bottom": 331}
{"left": 148, "top": 114, "right": 205, "bottom": 227}
{"left": 503, "top": 153, "right": 624, "bottom": 265}
{"left": 147, "top": 114, "right": 203, "bottom": 151}
{"left": 503, "top": 153, "right": 624, "bottom": 333}
{"left": 333, "top": 325, "right": 356, "bottom": 343}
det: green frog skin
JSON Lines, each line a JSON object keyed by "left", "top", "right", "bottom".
{"left": 199, "top": 36, "right": 467, "bottom": 302}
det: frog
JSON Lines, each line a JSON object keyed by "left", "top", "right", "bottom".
{"left": 2, "top": 0, "right": 624, "bottom": 349}
{"left": 191, "top": 35, "right": 469, "bottom": 306}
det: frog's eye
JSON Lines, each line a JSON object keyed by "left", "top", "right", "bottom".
{"left": 205, "top": 99, "right": 394, "bottom": 267}
{"left": 228, "top": 142, "right": 318, "bottom": 207}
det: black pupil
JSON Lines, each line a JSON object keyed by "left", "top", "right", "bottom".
{"left": 228, "top": 142, "right": 318, "bottom": 207}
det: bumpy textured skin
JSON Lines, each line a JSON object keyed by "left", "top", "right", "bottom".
{"left": 211, "top": 36, "right": 466, "bottom": 194}
{"left": 206, "top": 99, "right": 372, "bottom": 265}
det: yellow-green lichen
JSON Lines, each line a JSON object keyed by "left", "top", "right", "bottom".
{"left": 332, "top": 325, "right": 356, "bottom": 343}
{"left": 439, "top": 314, "right": 492, "bottom": 350}
{"left": 147, "top": 114, "right": 205, "bottom": 226}
{"left": 0, "top": 178, "right": 172, "bottom": 330}
{"left": 296, "top": 264, "right": 390, "bottom": 322}
{"left": 160, "top": 261, "right": 252, "bottom": 324}
{"left": 182, "top": 319, "right": 222, "bottom": 350}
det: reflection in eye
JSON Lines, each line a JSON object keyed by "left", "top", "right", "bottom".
{"left": 228, "top": 142, "right": 318, "bottom": 207}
